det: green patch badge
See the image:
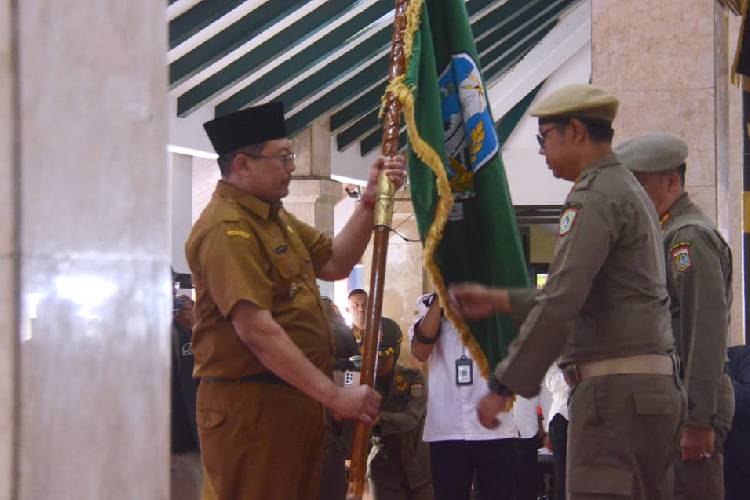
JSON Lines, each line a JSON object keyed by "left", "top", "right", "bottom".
{"left": 558, "top": 207, "right": 579, "bottom": 236}
{"left": 671, "top": 244, "right": 692, "bottom": 272}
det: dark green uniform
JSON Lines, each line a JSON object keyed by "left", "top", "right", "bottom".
{"left": 662, "top": 193, "right": 735, "bottom": 500}
{"left": 368, "top": 365, "right": 433, "bottom": 500}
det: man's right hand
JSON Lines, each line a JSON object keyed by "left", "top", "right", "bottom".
{"left": 329, "top": 385, "right": 382, "bottom": 426}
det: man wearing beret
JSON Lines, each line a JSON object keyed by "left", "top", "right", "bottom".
{"left": 617, "top": 132, "right": 735, "bottom": 500}
{"left": 185, "top": 102, "right": 407, "bottom": 500}
{"left": 449, "top": 84, "right": 683, "bottom": 499}
{"left": 367, "top": 321, "right": 433, "bottom": 500}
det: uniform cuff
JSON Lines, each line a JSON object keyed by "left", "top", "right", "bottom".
{"left": 686, "top": 378, "right": 719, "bottom": 428}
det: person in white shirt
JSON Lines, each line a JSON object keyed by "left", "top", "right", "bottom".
{"left": 410, "top": 293, "right": 540, "bottom": 500}
{"left": 541, "top": 364, "right": 569, "bottom": 500}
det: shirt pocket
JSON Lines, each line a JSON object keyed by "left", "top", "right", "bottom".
{"left": 267, "top": 242, "right": 306, "bottom": 305}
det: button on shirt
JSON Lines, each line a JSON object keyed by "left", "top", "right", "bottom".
{"left": 409, "top": 296, "right": 539, "bottom": 442}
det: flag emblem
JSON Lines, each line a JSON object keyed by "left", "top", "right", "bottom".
{"left": 439, "top": 52, "right": 499, "bottom": 194}
{"left": 671, "top": 244, "right": 692, "bottom": 272}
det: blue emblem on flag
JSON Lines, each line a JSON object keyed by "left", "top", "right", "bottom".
{"left": 439, "top": 52, "right": 499, "bottom": 193}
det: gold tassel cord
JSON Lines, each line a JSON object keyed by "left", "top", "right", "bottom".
{"left": 388, "top": 0, "right": 491, "bottom": 378}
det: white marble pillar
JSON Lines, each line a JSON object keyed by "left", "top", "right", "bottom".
{"left": 3, "top": 2, "right": 171, "bottom": 499}
{"left": 0, "top": 1, "right": 17, "bottom": 498}
{"left": 592, "top": 0, "right": 745, "bottom": 344}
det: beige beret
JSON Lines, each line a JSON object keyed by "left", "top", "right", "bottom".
{"left": 615, "top": 132, "right": 688, "bottom": 173}
{"left": 529, "top": 84, "right": 619, "bottom": 122}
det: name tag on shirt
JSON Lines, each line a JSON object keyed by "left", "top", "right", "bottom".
{"left": 455, "top": 356, "right": 473, "bottom": 386}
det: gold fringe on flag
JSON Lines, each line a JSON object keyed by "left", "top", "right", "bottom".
{"left": 384, "top": 0, "right": 491, "bottom": 378}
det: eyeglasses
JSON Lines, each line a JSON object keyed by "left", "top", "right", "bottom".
{"left": 536, "top": 127, "right": 557, "bottom": 148}
{"left": 245, "top": 152, "right": 297, "bottom": 166}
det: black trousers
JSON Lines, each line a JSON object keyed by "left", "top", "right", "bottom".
{"left": 512, "top": 436, "right": 540, "bottom": 500}
{"left": 429, "top": 439, "right": 517, "bottom": 500}
{"left": 548, "top": 414, "right": 568, "bottom": 500}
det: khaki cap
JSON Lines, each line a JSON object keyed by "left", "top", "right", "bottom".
{"left": 615, "top": 132, "right": 688, "bottom": 173}
{"left": 529, "top": 84, "right": 619, "bottom": 122}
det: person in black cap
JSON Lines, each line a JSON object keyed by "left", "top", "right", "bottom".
{"left": 367, "top": 320, "right": 433, "bottom": 500}
{"left": 185, "top": 102, "right": 407, "bottom": 500}
{"left": 170, "top": 295, "right": 201, "bottom": 500}
{"left": 319, "top": 296, "right": 359, "bottom": 500}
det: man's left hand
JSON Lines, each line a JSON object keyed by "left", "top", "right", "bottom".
{"left": 680, "top": 425, "right": 715, "bottom": 461}
{"left": 477, "top": 392, "right": 512, "bottom": 429}
{"left": 364, "top": 155, "right": 407, "bottom": 196}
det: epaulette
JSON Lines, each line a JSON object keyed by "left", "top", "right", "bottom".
{"left": 572, "top": 168, "right": 602, "bottom": 192}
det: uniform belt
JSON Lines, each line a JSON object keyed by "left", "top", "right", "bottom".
{"left": 562, "top": 354, "right": 674, "bottom": 387}
{"left": 201, "top": 372, "right": 289, "bottom": 386}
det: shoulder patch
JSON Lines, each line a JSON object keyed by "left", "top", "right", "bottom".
{"left": 559, "top": 207, "right": 580, "bottom": 236}
{"left": 671, "top": 243, "right": 692, "bottom": 272}
{"left": 226, "top": 229, "right": 251, "bottom": 239}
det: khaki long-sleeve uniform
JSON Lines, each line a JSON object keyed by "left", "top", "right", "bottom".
{"left": 186, "top": 180, "right": 334, "bottom": 500}
{"left": 368, "top": 365, "right": 433, "bottom": 500}
{"left": 493, "top": 154, "right": 684, "bottom": 499}
{"left": 662, "top": 193, "right": 735, "bottom": 500}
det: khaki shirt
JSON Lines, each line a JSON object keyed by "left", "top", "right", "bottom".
{"left": 496, "top": 154, "right": 673, "bottom": 397}
{"left": 662, "top": 193, "right": 734, "bottom": 429}
{"left": 185, "top": 180, "right": 334, "bottom": 379}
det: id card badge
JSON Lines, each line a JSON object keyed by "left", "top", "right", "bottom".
{"left": 455, "top": 355, "right": 473, "bottom": 386}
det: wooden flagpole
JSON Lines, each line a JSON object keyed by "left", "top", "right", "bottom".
{"left": 346, "top": 0, "right": 409, "bottom": 497}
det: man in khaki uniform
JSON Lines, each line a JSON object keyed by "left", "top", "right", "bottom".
{"left": 185, "top": 102, "right": 406, "bottom": 500}
{"left": 449, "top": 84, "right": 684, "bottom": 499}
{"left": 617, "top": 132, "right": 735, "bottom": 500}
{"left": 368, "top": 322, "right": 433, "bottom": 500}
{"left": 348, "top": 288, "right": 402, "bottom": 345}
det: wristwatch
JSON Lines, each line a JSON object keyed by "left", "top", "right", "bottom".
{"left": 488, "top": 374, "right": 514, "bottom": 396}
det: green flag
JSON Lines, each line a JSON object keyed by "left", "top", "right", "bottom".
{"left": 393, "top": 0, "right": 529, "bottom": 377}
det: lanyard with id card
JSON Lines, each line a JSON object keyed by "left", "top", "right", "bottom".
{"left": 455, "top": 348, "right": 473, "bottom": 386}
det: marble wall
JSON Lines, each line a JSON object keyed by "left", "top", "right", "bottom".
{"left": 361, "top": 193, "right": 425, "bottom": 369}
{"left": 4, "top": 1, "right": 171, "bottom": 498}
{"left": 0, "top": 0, "right": 17, "bottom": 497}
{"left": 592, "top": 0, "right": 745, "bottom": 344}
{"left": 171, "top": 153, "right": 193, "bottom": 274}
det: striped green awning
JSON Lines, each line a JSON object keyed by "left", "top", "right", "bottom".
{"left": 168, "top": 0, "right": 582, "bottom": 157}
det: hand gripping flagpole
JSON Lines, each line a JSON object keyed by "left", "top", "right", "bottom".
{"left": 346, "top": 0, "right": 409, "bottom": 498}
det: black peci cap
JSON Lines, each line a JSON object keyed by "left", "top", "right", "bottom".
{"left": 203, "top": 102, "right": 287, "bottom": 156}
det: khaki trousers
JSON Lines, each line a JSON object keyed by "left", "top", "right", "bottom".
{"left": 197, "top": 381, "right": 325, "bottom": 500}
{"left": 566, "top": 374, "right": 684, "bottom": 499}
